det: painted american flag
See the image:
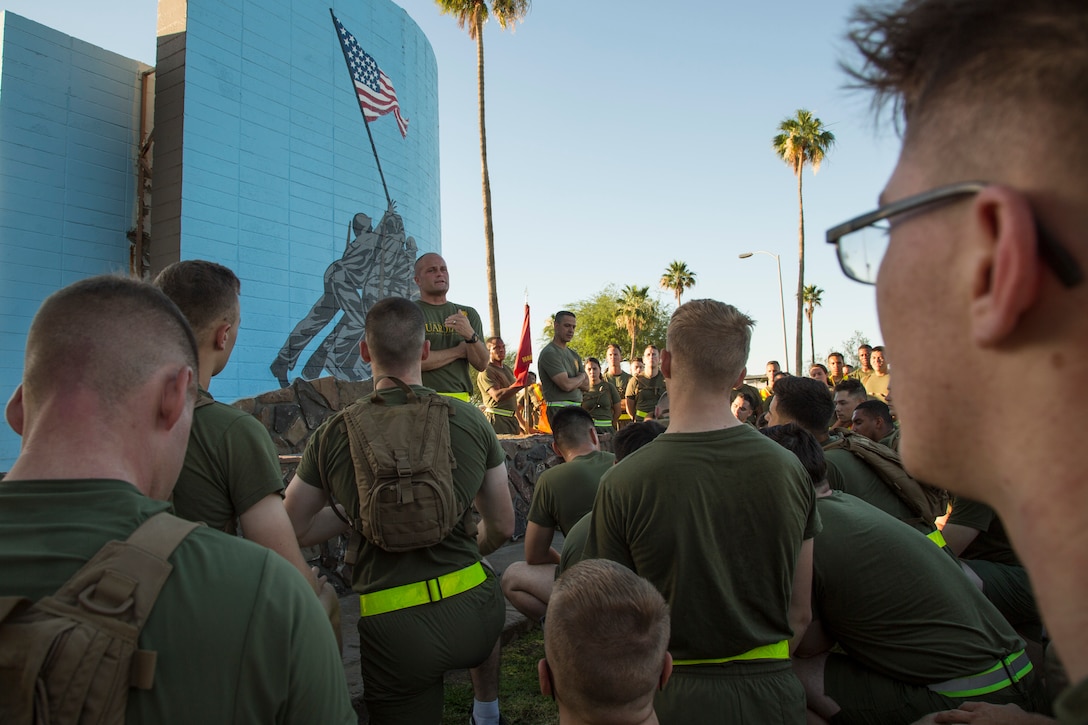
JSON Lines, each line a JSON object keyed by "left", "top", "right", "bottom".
{"left": 332, "top": 14, "right": 409, "bottom": 138}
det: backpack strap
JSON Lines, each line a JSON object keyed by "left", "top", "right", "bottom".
{"left": 37, "top": 513, "right": 201, "bottom": 690}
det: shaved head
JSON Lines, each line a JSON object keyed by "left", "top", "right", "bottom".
{"left": 23, "top": 275, "right": 198, "bottom": 409}
{"left": 365, "top": 297, "right": 425, "bottom": 369}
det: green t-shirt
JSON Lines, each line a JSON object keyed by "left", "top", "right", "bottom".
{"left": 813, "top": 491, "right": 1024, "bottom": 683}
{"left": 602, "top": 370, "right": 631, "bottom": 404}
{"left": 527, "top": 449, "right": 614, "bottom": 535}
{"left": 864, "top": 372, "right": 892, "bottom": 402}
{"left": 171, "top": 389, "right": 284, "bottom": 532}
{"left": 558, "top": 511, "right": 592, "bottom": 575}
{"left": 1055, "top": 676, "right": 1088, "bottom": 725}
{"left": 947, "top": 496, "right": 1021, "bottom": 567}
{"left": 477, "top": 363, "right": 520, "bottom": 435}
{"left": 625, "top": 372, "right": 667, "bottom": 416}
{"left": 0, "top": 479, "right": 354, "bottom": 724}
{"left": 537, "top": 341, "right": 584, "bottom": 404}
{"left": 417, "top": 300, "right": 484, "bottom": 394}
{"left": 585, "top": 425, "right": 821, "bottom": 661}
{"left": 823, "top": 438, "right": 936, "bottom": 536}
{"left": 296, "top": 385, "right": 505, "bottom": 594}
{"left": 581, "top": 381, "right": 620, "bottom": 426}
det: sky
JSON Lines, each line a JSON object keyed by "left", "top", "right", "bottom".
{"left": 2, "top": 0, "right": 903, "bottom": 375}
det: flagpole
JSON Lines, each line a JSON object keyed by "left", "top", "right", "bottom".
{"left": 330, "top": 8, "right": 391, "bottom": 208}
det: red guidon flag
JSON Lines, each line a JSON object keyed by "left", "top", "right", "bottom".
{"left": 514, "top": 304, "right": 533, "bottom": 385}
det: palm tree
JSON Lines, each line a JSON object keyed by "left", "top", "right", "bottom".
{"left": 660, "top": 260, "right": 697, "bottom": 307}
{"left": 773, "top": 109, "right": 835, "bottom": 374}
{"left": 615, "top": 285, "right": 653, "bottom": 361}
{"left": 803, "top": 285, "right": 823, "bottom": 366}
{"left": 435, "top": 0, "right": 531, "bottom": 338}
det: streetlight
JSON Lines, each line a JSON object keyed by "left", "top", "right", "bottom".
{"left": 739, "top": 251, "right": 790, "bottom": 374}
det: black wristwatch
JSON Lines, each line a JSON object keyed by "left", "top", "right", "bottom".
{"left": 466, "top": 333, "right": 479, "bottom": 344}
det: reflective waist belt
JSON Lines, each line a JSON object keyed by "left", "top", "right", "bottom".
{"left": 359, "top": 562, "right": 486, "bottom": 617}
{"left": 927, "top": 529, "right": 948, "bottom": 548}
{"left": 593, "top": 419, "right": 614, "bottom": 428}
{"left": 636, "top": 410, "right": 650, "bottom": 419}
{"left": 546, "top": 401, "right": 578, "bottom": 409}
{"left": 618, "top": 413, "right": 632, "bottom": 421}
{"left": 437, "top": 392, "right": 471, "bottom": 402}
{"left": 927, "top": 650, "right": 1032, "bottom": 698}
{"left": 673, "top": 639, "right": 789, "bottom": 666}
{"left": 485, "top": 407, "right": 515, "bottom": 417}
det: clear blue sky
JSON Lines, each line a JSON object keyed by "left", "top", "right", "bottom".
{"left": 3, "top": 0, "right": 901, "bottom": 374}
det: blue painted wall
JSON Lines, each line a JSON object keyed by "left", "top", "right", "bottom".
{"left": 162, "top": 0, "right": 440, "bottom": 400}
{"left": 0, "top": 12, "right": 148, "bottom": 468}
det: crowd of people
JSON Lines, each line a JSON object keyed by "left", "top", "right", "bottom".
{"left": 2, "top": 1, "right": 1086, "bottom": 724}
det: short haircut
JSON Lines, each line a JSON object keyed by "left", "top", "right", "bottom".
{"left": 834, "top": 378, "right": 867, "bottom": 399}
{"left": 413, "top": 252, "right": 442, "bottom": 275}
{"left": 772, "top": 375, "right": 835, "bottom": 435}
{"left": 550, "top": 406, "right": 596, "bottom": 450}
{"left": 554, "top": 310, "right": 575, "bottom": 324}
{"left": 585, "top": 357, "right": 601, "bottom": 369}
{"left": 827, "top": 352, "right": 844, "bottom": 363}
{"left": 365, "top": 297, "right": 425, "bottom": 369}
{"left": 607, "top": 344, "right": 623, "bottom": 354}
{"left": 872, "top": 345, "right": 886, "bottom": 354}
{"left": 731, "top": 390, "right": 756, "bottom": 410}
{"left": 546, "top": 559, "right": 669, "bottom": 718}
{"left": 767, "top": 360, "right": 780, "bottom": 367}
{"left": 762, "top": 423, "right": 828, "bottom": 489}
{"left": 845, "top": 0, "right": 1088, "bottom": 149}
{"left": 612, "top": 421, "right": 665, "bottom": 462}
{"left": 667, "top": 299, "right": 753, "bottom": 387}
{"left": 810, "top": 363, "right": 829, "bottom": 375}
{"left": 855, "top": 399, "right": 895, "bottom": 427}
{"left": 24, "top": 275, "right": 198, "bottom": 408}
{"left": 858, "top": 344, "right": 873, "bottom": 352}
{"left": 643, "top": 345, "right": 659, "bottom": 354}
{"left": 153, "top": 260, "right": 240, "bottom": 336}
{"left": 485, "top": 336, "right": 503, "bottom": 346}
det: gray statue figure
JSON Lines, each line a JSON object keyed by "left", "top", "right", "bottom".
{"left": 270, "top": 202, "right": 417, "bottom": 386}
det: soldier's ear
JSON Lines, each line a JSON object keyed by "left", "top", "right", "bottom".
{"left": 360, "top": 341, "right": 372, "bottom": 363}
{"left": 5, "top": 384, "right": 24, "bottom": 436}
{"left": 420, "top": 340, "right": 431, "bottom": 362}
{"left": 213, "top": 322, "right": 232, "bottom": 351}
{"left": 660, "top": 350, "right": 672, "bottom": 378}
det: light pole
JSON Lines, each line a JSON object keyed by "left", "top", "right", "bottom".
{"left": 739, "top": 251, "right": 790, "bottom": 374}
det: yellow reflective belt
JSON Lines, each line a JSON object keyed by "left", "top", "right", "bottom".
{"left": 359, "top": 562, "right": 486, "bottom": 617}
{"left": 593, "top": 419, "right": 613, "bottom": 428}
{"left": 618, "top": 413, "right": 633, "bottom": 421}
{"left": 485, "top": 407, "right": 515, "bottom": 417}
{"left": 636, "top": 410, "right": 650, "bottom": 419}
{"left": 927, "top": 529, "right": 948, "bottom": 548}
{"left": 928, "top": 650, "right": 1032, "bottom": 698}
{"left": 546, "top": 400, "right": 578, "bottom": 408}
{"left": 673, "top": 639, "right": 789, "bottom": 666}
{"left": 437, "top": 392, "right": 471, "bottom": 402}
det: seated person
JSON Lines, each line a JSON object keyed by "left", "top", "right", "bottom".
{"left": 762, "top": 424, "right": 1043, "bottom": 725}
{"left": 540, "top": 559, "right": 672, "bottom": 725}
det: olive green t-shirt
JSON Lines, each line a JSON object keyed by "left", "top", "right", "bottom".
{"left": 581, "top": 381, "right": 620, "bottom": 426}
{"left": 296, "top": 385, "right": 505, "bottom": 594}
{"left": 477, "top": 363, "right": 521, "bottom": 435}
{"left": 813, "top": 491, "right": 1024, "bottom": 682}
{"left": 625, "top": 372, "right": 667, "bottom": 416}
{"left": 0, "top": 479, "right": 354, "bottom": 724}
{"left": 559, "top": 511, "right": 592, "bottom": 575}
{"left": 586, "top": 425, "right": 821, "bottom": 660}
{"left": 417, "top": 300, "right": 484, "bottom": 395}
{"left": 864, "top": 372, "right": 892, "bottom": 402}
{"left": 602, "top": 370, "right": 631, "bottom": 404}
{"left": 171, "top": 389, "right": 284, "bottom": 532}
{"left": 527, "top": 449, "right": 614, "bottom": 535}
{"left": 537, "top": 341, "right": 584, "bottom": 404}
{"left": 823, "top": 438, "right": 936, "bottom": 536}
{"left": 947, "top": 496, "right": 1021, "bottom": 567}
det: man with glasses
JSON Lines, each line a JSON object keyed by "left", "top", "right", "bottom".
{"left": 829, "top": 1, "right": 1086, "bottom": 721}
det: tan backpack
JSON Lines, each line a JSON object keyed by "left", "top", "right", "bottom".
{"left": 323, "top": 377, "right": 468, "bottom": 554}
{"left": 823, "top": 430, "right": 950, "bottom": 523}
{"left": 0, "top": 513, "right": 200, "bottom": 724}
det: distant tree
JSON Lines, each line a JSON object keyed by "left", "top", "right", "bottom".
{"left": 660, "top": 260, "right": 697, "bottom": 307}
{"left": 436, "top": 0, "right": 532, "bottom": 337}
{"left": 832, "top": 330, "right": 874, "bottom": 368}
{"left": 773, "top": 109, "right": 835, "bottom": 373}
{"left": 616, "top": 285, "right": 656, "bottom": 361}
{"left": 803, "top": 285, "right": 823, "bottom": 366}
{"left": 540, "top": 285, "right": 668, "bottom": 361}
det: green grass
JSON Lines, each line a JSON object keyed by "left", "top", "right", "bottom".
{"left": 442, "top": 629, "right": 558, "bottom": 724}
